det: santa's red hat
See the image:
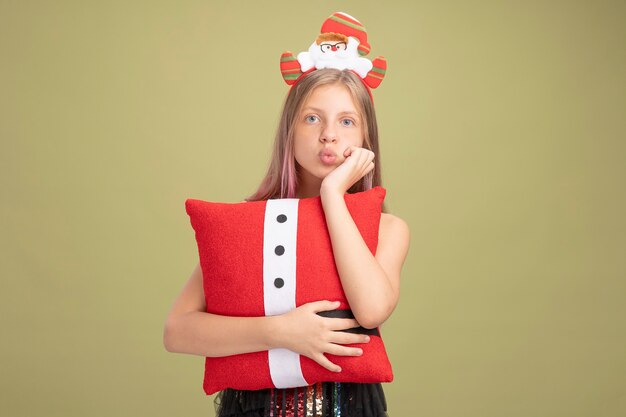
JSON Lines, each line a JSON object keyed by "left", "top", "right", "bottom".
{"left": 320, "top": 12, "right": 371, "bottom": 56}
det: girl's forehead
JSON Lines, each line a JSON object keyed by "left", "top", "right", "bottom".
{"left": 303, "top": 84, "right": 358, "bottom": 110}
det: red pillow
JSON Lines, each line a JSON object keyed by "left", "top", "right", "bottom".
{"left": 185, "top": 186, "right": 393, "bottom": 395}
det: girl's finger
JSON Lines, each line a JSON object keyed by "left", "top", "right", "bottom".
{"left": 325, "top": 343, "right": 363, "bottom": 357}
{"left": 330, "top": 331, "right": 371, "bottom": 345}
{"left": 326, "top": 317, "right": 360, "bottom": 331}
{"left": 351, "top": 148, "right": 365, "bottom": 164}
{"left": 343, "top": 146, "right": 356, "bottom": 158}
{"left": 310, "top": 300, "right": 341, "bottom": 313}
{"left": 356, "top": 149, "right": 374, "bottom": 167}
{"left": 358, "top": 160, "right": 374, "bottom": 179}
{"left": 314, "top": 353, "right": 342, "bottom": 373}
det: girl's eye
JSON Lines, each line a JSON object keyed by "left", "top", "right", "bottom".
{"left": 340, "top": 119, "right": 354, "bottom": 127}
{"left": 305, "top": 115, "right": 319, "bottom": 123}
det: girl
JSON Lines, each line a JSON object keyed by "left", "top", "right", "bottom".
{"left": 164, "top": 14, "right": 410, "bottom": 417}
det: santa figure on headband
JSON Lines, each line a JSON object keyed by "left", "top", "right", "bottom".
{"left": 280, "top": 12, "right": 387, "bottom": 89}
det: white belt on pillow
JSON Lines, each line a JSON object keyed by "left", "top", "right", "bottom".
{"left": 263, "top": 198, "right": 308, "bottom": 388}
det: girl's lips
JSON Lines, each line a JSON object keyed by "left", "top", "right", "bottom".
{"left": 319, "top": 149, "right": 337, "bottom": 165}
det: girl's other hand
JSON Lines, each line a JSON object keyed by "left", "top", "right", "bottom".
{"left": 276, "top": 300, "right": 371, "bottom": 373}
{"left": 320, "top": 146, "right": 375, "bottom": 196}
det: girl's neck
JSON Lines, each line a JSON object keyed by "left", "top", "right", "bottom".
{"left": 295, "top": 171, "right": 322, "bottom": 199}
{"left": 295, "top": 182, "right": 321, "bottom": 199}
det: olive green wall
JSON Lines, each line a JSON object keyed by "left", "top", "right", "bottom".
{"left": 1, "top": 1, "right": 625, "bottom": 416}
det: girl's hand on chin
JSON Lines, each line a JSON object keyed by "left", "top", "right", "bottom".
{"left": 320, "top": 146, "right": 375, "bottom": 197}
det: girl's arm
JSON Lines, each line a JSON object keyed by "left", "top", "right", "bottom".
{"left": 320, "top": 147, "right": 411, "bottom": 329}
{"left": 163, "top": 263, "right": 369, "bottom": 372}
{"left": 163, "top": 263, "right": 277, "bottom": 356}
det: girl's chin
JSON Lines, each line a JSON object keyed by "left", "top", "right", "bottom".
{"left": 318, "top": 165, "right": 336, "bottom": 176}
{"left": 306, "top": 170, "right": 333, "bottom": 184}
{"left": 296, "top": 162, "right": 336, "bottom": 182}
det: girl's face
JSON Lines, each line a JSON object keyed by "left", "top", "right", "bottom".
{"left": 293, "top": 83, "right": 365, "bottom": 191}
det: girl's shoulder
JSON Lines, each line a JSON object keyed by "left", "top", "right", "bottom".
{"left": 379, "top": 212, "right": 410, "bottom": 243}
{"left": 376, "top": 213, "right": 410, "bottom": 277}
{"left": 380, "top": 212, "right": 409, "bottom": 230}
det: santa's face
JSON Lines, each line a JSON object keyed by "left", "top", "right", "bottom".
{"left": 319, "top": 41, "right": 347, "bottom": 53}
{"left": 308, "top": 37, "right": 358, "bottom": 62}
{"left": 293, "top": 83, "right": 364, "bottom": 195}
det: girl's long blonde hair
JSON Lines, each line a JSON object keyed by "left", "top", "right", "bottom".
{"left": 246, "top": 69, "right": 386, "bottom": 211}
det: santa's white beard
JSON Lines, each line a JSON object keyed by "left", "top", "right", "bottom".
{"left": 297, "top": 37, "right": 373, "bottom": 78}
{"left": 311, "top": 50, "right": 351, "bottom": 62}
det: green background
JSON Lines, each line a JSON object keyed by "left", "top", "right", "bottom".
{"left": 2, "top": 1, "right": 625, "bottom": 416}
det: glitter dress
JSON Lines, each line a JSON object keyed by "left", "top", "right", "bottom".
{"left": 214, "top": 381, "right": 388, "bottom": 417}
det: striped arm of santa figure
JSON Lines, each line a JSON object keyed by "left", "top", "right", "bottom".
{"left": 364, "top": 56, "right": 387, "bottom": 89}
{"left": 185, "top": 186, "right": 394, "bottom": 395}
{"left": 280, "top": 51, "right": 304, "bottom": 85}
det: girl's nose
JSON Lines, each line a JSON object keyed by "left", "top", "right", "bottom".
{"left": 320, "top": 127, "right": 337, "bottom": 143}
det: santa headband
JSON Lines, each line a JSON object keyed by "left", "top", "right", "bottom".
{"left": 279, "top": 12, "right": 387, "bottom": 100}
